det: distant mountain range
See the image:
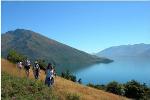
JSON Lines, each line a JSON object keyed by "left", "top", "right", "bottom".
{"left": 96, "top": 43, "right": 150, "bottom": 58}
{"left": 1, "top": 29, "right": 112, "bottom": 74}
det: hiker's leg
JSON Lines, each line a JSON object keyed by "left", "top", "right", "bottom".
{"left": 48, "top": 80, "right": 51, "bottom": 87}
{"left": 25, "top": 70, "right": 27, "bottom": 77}
{"left": 36, "top": 71, "right": 38, "bottom": 79}
{"left": 26, "top": 70, "right": 28, "bottom": 77}
{"left": 19, "top": 68, "right": 22, "bottom": 77}
{"left": 48, "top": 78, "right": 51, "bottom": 87}
{"left": 34, "top": 71, "right": 36, "bottom": 79}
{"left": 52, "top": 78, "right": 54, "bottom": 85}
{"left": 37, "top": 73, "right": 39, "bottom": 79}
{"left": 34, "top": 71, "right": 37, "bottom": 79}
{"left": 45, "top": 78, "right": 47, "bottom": 85}
{"left": 38, "top": 71, "right": 40, "bottom": 79}
{"left": 18, "top": 68, "right": 21, "bottom": 76}
{"left": 27, "top": 70, "right": 29, "bottom": 78}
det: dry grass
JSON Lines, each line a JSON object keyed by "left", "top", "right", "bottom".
{"left": 1, "top": 59, "right": 129, "bottom": 100}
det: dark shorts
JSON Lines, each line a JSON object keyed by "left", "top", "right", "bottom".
{"left": 25, "top": 66, "right": 30, "bottom": 71}
{"left": 45, "top": 77, "right": 51, "bottom": 86}
{"left": 51, "top": 77, "right": 54, "bottom": 85}
{"left": 35, "top": 69, "right": 39, "bottom": 76}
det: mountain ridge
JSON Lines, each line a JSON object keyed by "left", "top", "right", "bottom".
{"left": 2, "top": 29, "right": 112, "bottom": 74}
{"left": 96, "top": 43, "right": 150, "bottom": 58}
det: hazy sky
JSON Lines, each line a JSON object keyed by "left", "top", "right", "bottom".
{"left": 2, "top": 1, "right": 150, "bottom": 53}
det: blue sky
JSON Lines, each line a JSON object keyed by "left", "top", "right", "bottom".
{"left": 2, "top": 1, "right": 150, "bottom": 53}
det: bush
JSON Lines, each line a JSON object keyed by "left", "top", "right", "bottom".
{"left": 106, "top": 81, "right": 124, "bottom": 95}
{"left": 87, "top": 80, "right": 150, "bottom": 99}
{"left": 70, "top": 75, "right": 77, "bottom": 82}
{"left": 7, "top": 49, "right": 27, "bottom": 63}
{"left": 87, "top": 83, "right": 106, "bottom": 90}
{"left": 142, "top": 83, "right": 150, "bottom": 99}
{"left": 61, "top": 70, "right": 77, "bottom": 82}
{"left": 124, "top": 80, "right": 145, "bottom": 99}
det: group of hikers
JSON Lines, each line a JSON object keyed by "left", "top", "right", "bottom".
{"left": 16, "top": 59, "right": 56, "bottom": 87}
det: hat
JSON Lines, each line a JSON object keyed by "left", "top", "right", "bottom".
{"left": 35, "top": 61, "right": 38, "bottom": 63}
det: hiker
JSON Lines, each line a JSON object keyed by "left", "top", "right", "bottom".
{"left": 17, "top": 61, "right": 23, "bottom": 75}
{"left": 24, "top": 58, "right": 31, "bottom": 78}
{"left": 33, "top": 61, "right": 40, "bottom": 79}
{"left": 51, "top": 66, "right": 56, "bottom": 85}
{"left": 45, "top": 63, "right": 55, "bottom": 87}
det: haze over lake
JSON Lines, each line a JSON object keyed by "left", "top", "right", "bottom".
{"left": 74, "top": 57, "right": 150, "bottom": 86}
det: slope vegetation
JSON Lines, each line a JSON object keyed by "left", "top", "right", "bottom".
{"left": 1, "top": 59, "right": 128, "bottom": 100}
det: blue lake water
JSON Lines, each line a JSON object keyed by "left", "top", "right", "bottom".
{"left": 74, "top": 57, "right": 150, "bottom": 86}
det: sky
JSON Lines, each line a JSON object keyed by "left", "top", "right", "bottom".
{"left": 1, "top": 1, "right": 150, "bottom": 53}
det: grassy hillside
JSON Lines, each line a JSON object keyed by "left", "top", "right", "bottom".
{"left": 2, "top": 72, "right": 58, "bottom": 100}
{"left": 2, "top": 29, "right": 112, "bottom": 74}
{"left": 1, "top": 59, "right": 128, "bottom": 100}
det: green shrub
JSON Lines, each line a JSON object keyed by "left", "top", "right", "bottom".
{"left": 142, "top": 83, "right": 150, "bottom": 99}
{"left": 87, "top": 83, "right": 106, "bottom": 90}
{"left": 124, "top": 80, "right": 145, "bottom": 99}
{"left": 7, "top": 49, "right": 27, "bottom": 63}
{"left": 106, "top": 81, "right": 124, "bottom": 95}
{"left": 61, "top": 70, "right": 77, "bottom": 82}
{"left": 87, "top": 80, "right": 150, "bottom": 99}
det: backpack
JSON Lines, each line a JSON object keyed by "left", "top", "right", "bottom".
{"left": 25, "top": 60, "right": 31, "bottom": 66}
{"left": 34, "top": 63, "right": 40, "bottom": 70}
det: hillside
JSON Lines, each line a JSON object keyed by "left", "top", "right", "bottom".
{"left": 96, "top": 43, "right": 150, "bottom": 58}
{"left": 1, "top": 59, "right": 128, "bottom": 100}
{"left": 1, "top": 29, "right": 112, "bottom": 74}
{"left": 2, "top": 72, "right": 58, "bottom": 100}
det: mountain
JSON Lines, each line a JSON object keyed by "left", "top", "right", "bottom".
{"left": 96, "top": 43, "right": 150, "bottom": 58}
{"left": 1, "top": 29, "right": 112, "bottom": 74}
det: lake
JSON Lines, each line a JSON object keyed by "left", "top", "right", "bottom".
{"left": 74, "top": 57, "right": 150, "bottom": 86}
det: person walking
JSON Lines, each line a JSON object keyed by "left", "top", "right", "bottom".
{"left": 50, "top": 66, "right": 56, "bottom": 85}
{"left": 33, "top": 61, "right": 40, "bottom": 79}
{"left": 24, "top": 58, "right": 31, "bottom": 78}
{"left": 45, "top": 63, "right": 54, "bottom": 87}
{"left": 17, "top": 61, "right": 23, "bottom": 76}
